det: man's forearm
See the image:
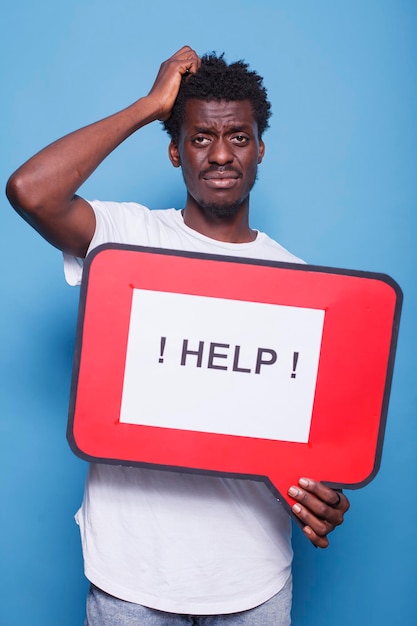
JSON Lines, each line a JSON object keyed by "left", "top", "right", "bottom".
{"left": 5, "top": 45, "right": 200, "bottom": 257}
{"left": 6, "top": 95, "right": 159, "bottom": 220}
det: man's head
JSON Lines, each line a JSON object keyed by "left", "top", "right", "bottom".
{"left": 163, "top": 52, "right": 272, "bottom": 143}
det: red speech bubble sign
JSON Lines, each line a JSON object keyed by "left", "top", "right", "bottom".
{"left": 67, "top": 245, "right": 402, "bottom": 519}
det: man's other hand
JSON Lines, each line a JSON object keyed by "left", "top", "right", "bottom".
{"left": 288, "top": 478, "right": 350, "bottom": 548}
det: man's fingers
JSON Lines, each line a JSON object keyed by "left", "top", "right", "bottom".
{"left": 291, "top": 499, "right": 333, "bottom": 535}
{"left": 290, "top": 478, "right": 350, "bottom": 512}
{"left": 302, "top": 525, "right": 330, "bottom": 549}
{"left": 288, "top": 487, "right": 344, "bottom": 524}
{"left": 288, "top": 478, "right": 350, "bottom": 548}
{"left": 148, "top": 45, "right": 201, "bottom": 121}
{"left": 170, "top": 45, "right": 201, "bottom": 76}
{"left": 179, "top": 45, "right": 201, "bottom": 75}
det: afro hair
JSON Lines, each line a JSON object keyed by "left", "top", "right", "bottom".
{"left": 163, "top": 52, "right": 272, "bottom": 143}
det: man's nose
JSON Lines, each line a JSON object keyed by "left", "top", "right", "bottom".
{"left": 208, "top": 139, "right": 234, "bottom": 164}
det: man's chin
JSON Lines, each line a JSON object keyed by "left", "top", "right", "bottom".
{"left": 200, "top": 202, "right": 242, "bottom": 219}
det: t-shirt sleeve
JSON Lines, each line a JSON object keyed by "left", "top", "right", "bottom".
{"left": 63, "top": 200, "right": 149, "bottom": 286}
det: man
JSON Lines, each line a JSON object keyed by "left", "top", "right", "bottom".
{"left": 7, "top": 46, "right": 349, "bottom": 625}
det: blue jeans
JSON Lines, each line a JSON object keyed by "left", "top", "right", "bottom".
{"left": 85, "top": 575, "right": 292, "bottom": 625}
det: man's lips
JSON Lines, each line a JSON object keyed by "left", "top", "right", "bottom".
{"left": 200, "top": 168, "right": 242, "bottom": 182}
{"left": 203, "top": 173, "right": 240, "bottom": 180}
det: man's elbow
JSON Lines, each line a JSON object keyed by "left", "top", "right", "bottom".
{"left": 6, "top": 170, "right": 43, "bottom": 219}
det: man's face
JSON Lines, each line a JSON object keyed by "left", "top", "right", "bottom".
{"left": 169, "top": 99, "right": 265, "bottom": 218}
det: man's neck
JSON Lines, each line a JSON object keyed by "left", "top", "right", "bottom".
{"left": 182, "top": 203, "right": 257, "bottom": 243}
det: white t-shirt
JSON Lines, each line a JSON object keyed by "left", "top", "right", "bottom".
{"left": 65, "top": 201, "right": 304, "bottom": 615}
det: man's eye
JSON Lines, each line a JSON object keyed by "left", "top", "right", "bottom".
{"left": 232, "top": 135, "right": 249, "bottom": 144}
{"left": 192, "top": 136, "right": 210, "bottom": 146}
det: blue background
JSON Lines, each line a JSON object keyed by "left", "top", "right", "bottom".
{"left": 1, "top": 1, "right": 416, "bottom": 624}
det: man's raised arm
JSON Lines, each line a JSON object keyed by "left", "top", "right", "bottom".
{"left": 6, "top": 46, "right": 200, "bottom": 258}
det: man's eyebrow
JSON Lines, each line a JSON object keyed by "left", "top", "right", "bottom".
{"left": 228, "top": 125, "right": 252, "bottom": 133}
{"left": 191, "top": 124, "right": 252, "bottom": 134}
{"left": 192, "top": 125, "right": 213, "bottom": 133}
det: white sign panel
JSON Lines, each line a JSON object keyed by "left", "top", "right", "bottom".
{"left": 120, "top": 290, "right": 325, "bottom": 443}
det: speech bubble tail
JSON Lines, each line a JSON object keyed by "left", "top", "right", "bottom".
{"left": 261, "top": 474, "right": 307, "bottom": 528}
{"left": 260, "top": 468, "right": 332, "bottom": 539}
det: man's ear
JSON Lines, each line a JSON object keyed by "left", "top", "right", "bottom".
{"left": 258, "top": 139, "right": 265, "bottom": 164}
{"left": 168, "top": 140, "right": 181, "bottom": 168}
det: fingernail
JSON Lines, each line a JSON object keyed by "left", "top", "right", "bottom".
{"left": 292, "top": 504, "right": 302, "bottom": 514}
{"left": 299, "top": 478, "right": 309, "bottom": 488}
{"left": 288, "top": 486, "right": 299, "bottom": 497}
